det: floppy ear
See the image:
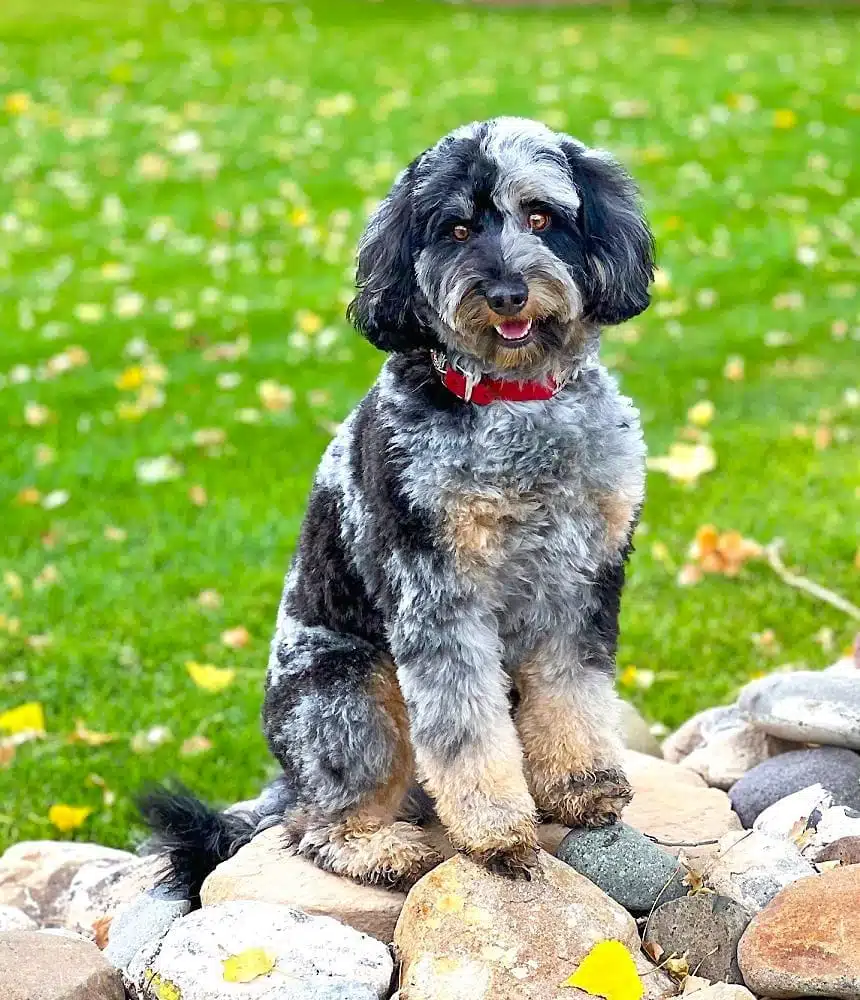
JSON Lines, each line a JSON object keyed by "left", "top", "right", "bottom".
{"left": 347, "top": 163, "right": 422, "bottom": 351}
{"left": 562, "top": 143, "right": 655, "bottom": 326}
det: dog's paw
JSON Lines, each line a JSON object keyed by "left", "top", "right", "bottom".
{"left": 479, "top": 839, "right": 540, "bottom": 880}
{"left": 539, "top": 768, "right": 633, "bottom": 828}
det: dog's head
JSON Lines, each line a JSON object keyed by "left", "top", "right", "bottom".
{"left": 348, "top": 117, "right": 654, "bottom": 375}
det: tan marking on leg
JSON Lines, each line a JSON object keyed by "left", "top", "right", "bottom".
{"left": 515, "top": 653, "right": 631, "bottom": 827}
{"left": 417, "top": 731, "right": 538, "bottom": 875}
{"left": 288, "top": 661, "right": 443, "bottom": 888}
{"left": 597, "top": 491, "right": 636, "bottom": 549}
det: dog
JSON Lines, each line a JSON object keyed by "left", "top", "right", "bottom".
{"left": 142, "top": 117, "right": 654, "bottom": 897}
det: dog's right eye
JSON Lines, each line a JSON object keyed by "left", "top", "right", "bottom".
{"left": 451, "top": 224, "right": 471, "bottom": 242}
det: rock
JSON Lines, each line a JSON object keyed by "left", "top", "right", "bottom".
{"left": 201, "top": 826, "right": 408, "bottom": 941}
{"left": 619, "top": 700, "right": 662, "bottom": 757}
{"left": 621, "top": 750, "right": 742, "bottom": 859}
{"left": 663, "top": 705, "right": 792, "bottom": 790}
{"left": 739, "top": 671, "right": 860, "bottom": 750}
{"left": 686, "top": 986, "right": 756, "bottom": 1000}
{"left": 825, "top": 655, "right": 860, "bottom": 677}
{"left": 753, "top": 783, "right": 833, "bottom": 840}
{"left": 126, "top": 900, "right": 393, "bottom": 999}
{"left": 728, "top": 747, "right": 860, "bottom": 827}
{"left": 63, "top": 854, "right": 164, "bottom": 940}
{"left": 103, "top": 890, "right": 191, "bottom": 970}
{"left": 738, "top": 865, "right": 860, "bottom": 998}
{"left": 201, "top": 821, "right": 568, "bottom": 943}
{"left": 753, "top": 783, "right": 860, "bottom": 857}
{"left": 705, "top": 830, "right": 815, "bottom": 912}
{"left": 815, "top": 836, "right": 860, "bottom": 865}
{"left": 557, "top": 822, "right": 687, "bottom": 914}
{"left": 0, "top": 841, "right": 133, "bottom": 926}
{"left": 394, "top": 851, "right": 639, "bottom": 999}
{"left": 0, "top": 904, "right": 37, "bottom": 931}
{"left": 0, "top": 930, "right": 124, "bottom": 1000}
{"left": 643, "top": 894, "right": 751, "bottom": 984}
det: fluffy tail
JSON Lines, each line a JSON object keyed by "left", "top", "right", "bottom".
{"left": 137, "top": 786, "right": 259, "bottom": 904}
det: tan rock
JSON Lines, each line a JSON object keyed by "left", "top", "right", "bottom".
{"left": 201, "top": 821, "right": 569, "bottom": 943}
{"left": 737, "top": 865, "right": 860, "bottom": 998}
{"left": 0, "top": 841, "right": 133, "bottom": 926}
{"left": 0, "top": 930, "right": 124, "bottom": 1000}
{"left": 0, "top": 904, "right": 36, "bottom": 931}
{"left": 622, "top": 750, "right": 742, "bottom": 859}
{"left": 686, "top": 986, "right": 756, "bottom": 1000}
{"left": 394, "top": 851, "right": 639, "bottom": 1000}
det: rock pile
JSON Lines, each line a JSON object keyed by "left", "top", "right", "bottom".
{"left": 0, "top": 656, "right": 857, "bottom": 999}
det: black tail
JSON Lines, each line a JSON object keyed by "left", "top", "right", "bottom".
{"left": 138, "top": 786, "right": 256, "bottom": 904}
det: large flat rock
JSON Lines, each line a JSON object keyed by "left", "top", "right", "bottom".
{"left": 0, "top": 930, "right": 125, "bottom": 1000}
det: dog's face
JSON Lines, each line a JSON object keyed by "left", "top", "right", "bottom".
{"left": 349, "top": 118, "right": 654, "bottom": 375}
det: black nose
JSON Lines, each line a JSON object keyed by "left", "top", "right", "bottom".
{"left": 485, "top": 279, "right": 529, "bottom": 316}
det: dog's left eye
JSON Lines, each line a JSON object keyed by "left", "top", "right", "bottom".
{"left": 527, "top": 211, "right": 551, "bottom": 233}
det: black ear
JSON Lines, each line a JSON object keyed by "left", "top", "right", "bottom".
{"left": 563, "top": 142, "right": 654, "bottom": 326}
{"left": 347, "top": 163, "right": 421, "bottom": 351}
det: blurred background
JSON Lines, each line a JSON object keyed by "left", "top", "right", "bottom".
{"left": 0, "top": 0, "right": 857, "bottom": 851}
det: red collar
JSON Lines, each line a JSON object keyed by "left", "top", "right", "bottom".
{"left": 431, "top": 351, "right": 568, "bottom": 405}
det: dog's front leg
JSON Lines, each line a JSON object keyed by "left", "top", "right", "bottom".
{"left": 390, "top": 598, "right": 539, "bottom": 877}
{"left": 515, "top": 637, "right": 633, "bottom": 827}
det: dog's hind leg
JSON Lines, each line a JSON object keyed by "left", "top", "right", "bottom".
{"left": 264, "top": 624, "right": 443, "bottom": 889}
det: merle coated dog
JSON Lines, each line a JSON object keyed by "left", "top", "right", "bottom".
{"left": 142, "top": 117, "right": 654, "bottom": 896}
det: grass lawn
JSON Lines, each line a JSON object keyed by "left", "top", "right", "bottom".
{"left": 0, "top": 0, "right": 857, "bottom": 852}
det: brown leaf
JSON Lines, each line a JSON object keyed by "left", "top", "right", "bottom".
{"left": 92, "top": 915, "right": 112, "bottom": 949}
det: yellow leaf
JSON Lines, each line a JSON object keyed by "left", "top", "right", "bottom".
{"left": 115, "top": 365, "right": 144, "bottom": 390}
{"left": 562, "top": 940, "right": 643, "bottom": 1000}
{"left": 0, "top": 702, "right": 46, "bottom": 735}
{"left": 4, "top": 92, "right": 31, "bottom": 115}
{"left": 773, "top": 108, "right": 797, "bottom": 129}
{"left": 69, "top": 719, "right": 118, "bottom": 746}
{"left": 186, "top": 661, "right": 235, "bottom": 693}
{"left": 222, "top": 947, "right": 276, "bottom": 983}
{"left": 49, "top": 804, "right": 93, "bottom": 832}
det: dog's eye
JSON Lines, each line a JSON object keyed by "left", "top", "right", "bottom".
{"left": 527, "top": 211, "right": 551, "bottom": 233}
{"left": 451, "top": 224, "right": 471, "bottom": 242}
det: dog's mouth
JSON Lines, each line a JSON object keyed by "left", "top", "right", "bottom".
{"left": 494, "top": 318, "right": 534, "bottom": 346}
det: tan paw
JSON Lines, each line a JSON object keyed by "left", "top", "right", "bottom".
{"left": 536, "top": 768, "right": 632, "bottom": 828}
{"left": 452, "top": 817, "right": 540, "bottom": 880}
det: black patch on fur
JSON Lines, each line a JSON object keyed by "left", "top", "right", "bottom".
{"left": 137, "top": 786, "right": 255, "bottom": 905}
{"left": 561, "top": 141, "right": 655, "bottom": 325}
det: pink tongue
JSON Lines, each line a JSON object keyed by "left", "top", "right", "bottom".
{"left": 497, "top": 320, "right": 531, "bottom": 340}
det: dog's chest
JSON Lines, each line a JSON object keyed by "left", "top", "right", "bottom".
{"left": 425, "top": 387, "right": 645, "bottom": 596}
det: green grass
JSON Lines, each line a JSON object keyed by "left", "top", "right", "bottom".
{"left": 0, "top": 0, "right": 857, "bottom": 852}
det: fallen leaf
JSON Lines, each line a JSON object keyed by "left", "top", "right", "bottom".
{"left": 221, "top": 625, "right": 250, "bottom": 649}
{"left": 49, "top": 804, "right": 93, "bottom": 832}
{"left": 131, "top": 726, "right": 173, "bottom": 754}
{"left": 664, "top": 955, "right": 691, "bottom": 980}
{"left": 222, "top": 947, "right": 276, "bottom": 984}
{"left": 647, "top": 443, "right": 716, "bottom": 485}
{"left": 135, "top": 455, "right": 183, "bottom": 484}
{"left": 642, "top": 940, "right": 664, "bottom": 964}
{"left": 197, "top": 589, "right": 222, "bottom": 609}
{"left": 687, "top": 400, "right": 715, "bottom": 427}
{"left": 0, "top": 702, "right": 46, "bottom": 736}
{"left": 189, "top": 484, "right": 208, "bottom": 506}
{"left": 180, "top": 735, "right": 213, "bottom": 756}
{"left": 561, "top": 940, "right": 643, "bottom": 1000}
{"left": 104, "top": 526, "right": 127, "bottom": 542}
{"left": 92, "top": 915, "right": 112, "bottom": 949}
{"left": 69, "top": 720, "right": 118, "bottom": 746}
{"left": 0, "top": 741, "right": 16, "bottom": 768}
{"left": 682, "top": 975, "right": 712, "bottom": 995}
{"left": 723, "top": 355, "right": 745, "bottom": 381}
{"left": 186, "top": 661, "right": 235, "bottom": 693}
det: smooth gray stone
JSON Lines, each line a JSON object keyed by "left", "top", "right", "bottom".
{"left": 556, "top": 822, "right": 687, "bottom": 914}
{"left": 728, "top": 746, "right": 860, "bottom": 828}
{"left": 739, "top": 671, "right": 860, "bottom": 749}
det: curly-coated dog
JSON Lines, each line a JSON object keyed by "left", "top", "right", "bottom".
{"left": 142, "top": 117, "right": 654, "bottom": 897}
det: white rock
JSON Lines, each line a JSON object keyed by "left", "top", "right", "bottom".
{"left": 825, "top": 656, "right": 860, "bottom": 677}
{"left": 104, "top": 891, "right": 191, "bottom": 970}
{"left": 812, "top": 804, "right": 860, "bottom": 853}
{"left": 125, "top": 900, "right": 393, "bottom": 999}
{"left": 663, "top": 705, "right": 792, "bottom": 790}
{"left": 685, "top": 985, "right": 757, "bottom": 1000}
{"left": 64, "top": 854, "right": 164, "bottom": 940}
{"left": 0, "top": 904, "right": 36, "bottom": 931}
{"left": 753, "top": 784, "right": 833, "bottom": 840}
{"left": 738, "top": 671, "right": 860, "bottom": 750}
{"left": 706, "top": 830, "right": 815, "bottom": 912}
